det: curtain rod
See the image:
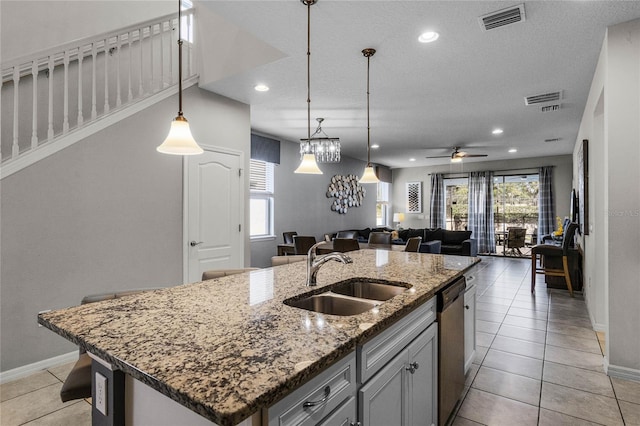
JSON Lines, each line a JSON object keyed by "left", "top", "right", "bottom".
{"left": 427, "top": 166, "right": 552, "bottom": 176}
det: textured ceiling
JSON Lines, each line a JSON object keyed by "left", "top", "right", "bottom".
{"left": 196, "top": 1, "right": 640, "bottom": 168}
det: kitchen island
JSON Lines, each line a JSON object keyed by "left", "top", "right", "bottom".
{"left": 38, "top": 250, "right": 479, "bottom": 426}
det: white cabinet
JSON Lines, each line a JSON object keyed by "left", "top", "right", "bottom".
{"left": 266, "top": 353, "right": 356, "bottom": 426}
{"left": 463, "top": 276, "right": 477, "bottom": 374}
{"left": 359, "top": 324, "right": 438, "bottom": 426}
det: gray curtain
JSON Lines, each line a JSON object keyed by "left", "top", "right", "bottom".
{"left": 538, "top": 166, "right": 555, "bottom": 243}
{"left": 429, "top": 173, "right": 445, "bottom": 228}
{"left": 468, "top": 171, "right": 495, "bottom": 254}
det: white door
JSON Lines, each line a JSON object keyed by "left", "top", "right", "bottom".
{"left": 185, "top": 148, "right": 244, "bottom": 283}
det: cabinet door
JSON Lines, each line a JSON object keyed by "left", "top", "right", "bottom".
{"left": 464, "top": 283, "right": 477, "bottom": 374}
{"left": 318, "top": 396, "right": 356, "bottom": 426}
{"left": 359, "top": 348, "right": 409, "bottom": 426}
{"left": 407, "top": 324, "right": 438, "bottom": 426}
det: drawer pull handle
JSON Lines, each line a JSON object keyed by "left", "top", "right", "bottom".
{"left": 406, "top": 362, "right": 419, "bottom": 374}
{"left": 303, "top": 386, "right": 330, "bottom": 408}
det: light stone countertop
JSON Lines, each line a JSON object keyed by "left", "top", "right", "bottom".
{"left": 38, "top": 250, "right": 479, "bottom": 426}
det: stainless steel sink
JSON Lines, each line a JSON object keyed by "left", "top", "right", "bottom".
{"left": 330, "top": 280, "right": 409, "bottom": 301}
{"left": 285, "top": 293, "right": 378, "bottom": 316}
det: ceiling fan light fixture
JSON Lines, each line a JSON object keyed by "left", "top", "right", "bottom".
{"left": 451, "top": 156, "right": 463, "bottom": 163}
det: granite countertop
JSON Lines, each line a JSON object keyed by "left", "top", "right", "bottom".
{"left": 38, "top": 250, "right": 479, "bottom": 426}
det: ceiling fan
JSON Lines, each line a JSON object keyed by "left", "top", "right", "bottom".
{"left": 425, "top": 146, "right": 488, "bottom": 162}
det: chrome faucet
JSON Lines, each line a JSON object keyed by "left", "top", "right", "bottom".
{"left": 306, "top": 241, "right": 353, "bottom": 286}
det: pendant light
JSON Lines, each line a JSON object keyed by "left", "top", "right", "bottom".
{"left": 294, "top": 0, "right": 322, "bottom": 174}
{"left": 359, "top": 48, "right": 379, "bottom": 183}
{"left": 157, "top": 0, "right": 203, "bottom": 155}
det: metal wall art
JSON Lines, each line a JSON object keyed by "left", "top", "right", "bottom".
{"left": 326, "top": 174, "right": 366, "bottom": 214}
{"left": 406, "top": 181, "right": 422, "bottom": 213}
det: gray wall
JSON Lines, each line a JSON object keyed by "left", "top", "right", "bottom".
{"left": 250, "top": 139, "right": 377, "bottom": 268}
{"left": 0, "top": 86, "right": 250, "bottom": 372}
{"left": 390, "top": 155, "right": 573, "bottom": 230}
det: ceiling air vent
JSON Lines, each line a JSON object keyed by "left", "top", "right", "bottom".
{"left": 541, "top": 104, "right": 561, "bottom": 113}
{"left": 479, "top": 4, "right": 526, "bottom": 31}
{"left": 525, "top": 91, "right": 563, "bottom": 106}
{"left": 544, "top": 138, "right": 562, "bottom": 143}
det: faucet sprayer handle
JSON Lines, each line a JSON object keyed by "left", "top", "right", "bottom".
{"left": 307, "top": 241, "right": 327, "bottom": 256}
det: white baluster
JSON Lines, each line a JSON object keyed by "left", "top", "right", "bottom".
{"left": 12, "top": 66, "right": 20, "bottom": 158}
{"left": 31, "top": 60, "right": 39, "bottom": 148}
{"left": 78, "top": 46, "right": 84, "bottom": 126}
{"left": 128, "top": 31, "right": 133, "bottom": 102}
{"left": 47, "top": 56, "right": 54, "bottom": 140}
{"left": 116, "top": 34, "right": 122, "bottom": 107}
{"left": 91, "top": 42, "right": 97, "bottom": 120}
{"left": 139, "top": 28, "right": 144, "bottom": 96}
{"left": 168, "top": 18, "right": 174, "bottom": 85}
{"left": 104, "top": 38, "right": 110, "bottom": 113}
{"left": 149, "top": 24, "right": 154, "bottom": 92}
{"left": 159, "top": 20, "right": 165, "bottom": 88}
{"left": 63, "top": 50, "right": 70, "bottom": 133}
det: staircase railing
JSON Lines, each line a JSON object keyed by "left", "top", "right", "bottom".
{"left": 1, "top": 9, "right": 196, "bottom": 179}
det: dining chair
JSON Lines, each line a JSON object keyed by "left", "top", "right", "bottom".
{"left": 531, "top": 222, "right": 578, "bottom": 296}
{"left": 293, "top": 235, "right": 317, "bottom": 255}
{"left": 202, "top": 268, "right": 259, "bottom": 280}
{"left": 283, "top": 231, "right": 298, "bottom": 244}
{"left": 336, "top": 230, "right": 358, "bottom": 239}
{"left": 333, "top": 238, "right": 361, "bottom": 253}
{"left": 368, "top": 232, "right": 392, "bottom": 245}
{"left": 404, "top": 236, "right": 422, "bottom": 252}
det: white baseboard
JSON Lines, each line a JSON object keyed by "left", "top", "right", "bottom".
{"left": 606, "top": 362, "right": 640, "bottom": 382}
{"left": 0, "top": 351, "right": 78, "bottom": 384}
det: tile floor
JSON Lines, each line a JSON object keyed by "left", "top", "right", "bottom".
{"left": 1, "top": 256, "right": 639, "bottom": 425}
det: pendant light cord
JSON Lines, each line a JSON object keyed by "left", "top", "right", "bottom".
{"left": 306, "top": 0, "right": 311, "bottom": 144}
{"left": 366, "top": 54, "right": 371, "bottom": 166}
{"left": 177, "top": 0, "right": 184, "bottom": 117}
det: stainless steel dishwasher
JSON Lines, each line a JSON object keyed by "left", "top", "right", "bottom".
{"left": 437, "top": 277, "right": 466, "bottom": 426}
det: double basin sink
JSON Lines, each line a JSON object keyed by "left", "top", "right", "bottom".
{"left": 284, "top": 278, "right": 411, "bottom": 316}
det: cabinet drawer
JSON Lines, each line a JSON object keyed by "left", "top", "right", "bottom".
{"left": 358, "top": 298, "right": 435, "bottom": 383}
{"left": 267, "top": 353, "right": 356, "bottom": 426}
{"left": 317, "top": 396, "right": 356, "bottom": 426}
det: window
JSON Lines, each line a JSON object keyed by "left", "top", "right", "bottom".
{"left": 376, "top": 182, "right": 391, "bottom": 227}
{"left": 250, "top": 160, "right": 275, "bottom": 239}
{"left": 444, "top": 177, "right": 469, "bottom": 230}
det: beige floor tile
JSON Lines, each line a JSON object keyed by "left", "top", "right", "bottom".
{"left": 546, "top": 322, "right": 598, "bottom": 341}
{"left": 0, "top": 383, "right": 74, "bottom": 425}
{"left": 547, "top": 314, "right": 593, "bottom": 329}
{"left": 483, "top": 349, "right": 543, "bottom": 380}
{"left": 509, "top": 299, "right": 549, "bottom": 313}
{"left": 544, "top": 345, "right": 604, "bottom": 372}
{"left": 476, "top": 302, "right": 510, "bottom": 314}
{"left": 612, "top": 377, "right": 640, "bottom": 404}
{"left": 540, "top": 382, "right": 623, "bottom": 425}
{"left": 452, "top": 416, "right": 485, "bottom": 426}
{"left": 508, "top": 307, "right": 548, "bottom": 320}
{"left": 47, "top": 361, "right": 76, "bottom": 382}
{"left": 0, "top": 371, "right": 60, "bottom": 403}
{"left": 546, "top": 332, "right": 602, "bottom": 355}
{"left": 538, "top": 408, "right": 604, "bottom": 425}
{"left": 471, "top": 366, "right": 541, "bottom": 406}
{"left": 502, "top": 315, "right": 547, "bottom": 331}
{"left": 477, "top": 296, "right": 512, "bottom": 306}
{"left": 476, "top": 331, "right": 496, "bottom": 347}
{"left": 476, "top": 320, "right": 500, "bottom": 334}
{"left": 22, "top": 400, "right": 91, "bottom": 426}
{"left": 491, "top": 335, "right": 545, "bottom": 359}
{"left": 542, "top": 361, "right": 614, "bottom": 398}
{"left": 456, "top": 388, "right": 538, "bottom": 426}
{"left": 498, "top": 324, "right": 546, "bottom": 344}
{"left": 473, "top": 345, "right": 489, "bottom": 365}
{"left": 619, "top": 400, "right": 640, "bottom": 426}
{"left": 476, "top": 310, "right": 506, "bottom": 323}
{"left": 548, "top": 309, "right": 591, "bottom": 324}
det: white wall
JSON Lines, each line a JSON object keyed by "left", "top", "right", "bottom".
{"left": 0, "top": 86, "right": 250, "bottom": 372}
{"left": 391, "top": 155, "right": 573, "bottom": 230}
{"left": 0, "top": 1, "right": 174, "bottom": 62}
{"left": 250, "top": 139, "right": 377, "bottom": 268}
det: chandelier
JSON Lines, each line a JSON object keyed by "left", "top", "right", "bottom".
{"left": 299, "top": 118, "right": 341, "bottom": 163}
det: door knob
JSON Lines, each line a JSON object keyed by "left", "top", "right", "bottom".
{"left": 190, "top": 241, "right": 204, "bottom": 247}
{"left": 406, "top": 362, "right": 419, "bottom": 374}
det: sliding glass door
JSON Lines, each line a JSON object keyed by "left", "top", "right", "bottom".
{"left": 493, "top": 174, "right": 539, "bottom": 248}
{"left": 444, "top": 178, "right": 469, "bottom": 231}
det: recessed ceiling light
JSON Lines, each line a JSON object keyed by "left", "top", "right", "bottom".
{"left": 492, "top": 128, "right": 504, "bottom": 135}
{"left": 371, "top": 144, "right": 380, "bottom": 149}
{"left": 254, "top": 84, "right": 269, "bottom": 92}
{"left": 508, "top": 148, "right": 517, "bottom": 153}
{"left": 418, "top": 31, "right": 439, "bottom": 43}
{"left": 409, "top": 158, "right": 416, "bottom": 162}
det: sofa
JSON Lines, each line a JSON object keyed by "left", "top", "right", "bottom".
{"left": 397, "top": 228, "right": 478, "bottom": 256}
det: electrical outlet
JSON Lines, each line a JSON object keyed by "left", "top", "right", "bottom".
{"left": 95, "top": 372, "right": 108, "bottom": 415}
